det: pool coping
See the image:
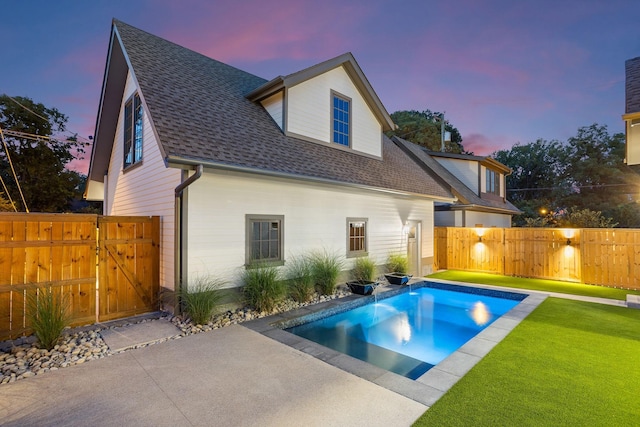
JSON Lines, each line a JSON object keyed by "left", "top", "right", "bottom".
{"left": 242, "top": 279, "right": 547, "bottom": 407}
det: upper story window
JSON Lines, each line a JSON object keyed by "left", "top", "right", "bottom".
{"left": 486, "top": 169, "right": 500, "bottom": 196}
{"left": 332, "top": 92, "right": 351, "bottom": 147}
{"left": 124, "top": 93, "right": 143, "bottom": 169}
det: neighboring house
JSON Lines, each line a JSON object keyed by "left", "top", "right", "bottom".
{"left": 624, "top": 56, "right": 640, "bottom": 165}
{"left": 84, "top": 20, "right": 455, "bottom": 300}
{"left": 393, "top": 137, "right": 520, "bottom": 227}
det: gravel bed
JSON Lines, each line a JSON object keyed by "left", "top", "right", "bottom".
{"left": 0, "top": 289, "right": 350, "bottom": 385}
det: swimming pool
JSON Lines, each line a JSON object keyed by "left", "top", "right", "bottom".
{"left": 286, "top": 283, "right": 527, "bottom": 379}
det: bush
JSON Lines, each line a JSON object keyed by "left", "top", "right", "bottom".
{"left": 285, "top": 255, "right": 315, "bottom": 303}
{"left": 386, "top": 253, "right": 409, "bottom": 275}
{"left": 26, "top": 287, "right": 70, "bottom": 350}
{"left": 242, "top": 263, "right": 286, "bottom": 312}
{"left": 309, "top": 250, "right": 344, "bottom": 295}
{"left": 180, "top": 276, "right": 226, "bottom": 325}
{"left": 351, "top": 256, "right": 377, "bottom": 282}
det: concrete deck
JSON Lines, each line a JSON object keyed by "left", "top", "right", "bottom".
{"left": 0, "top": 325, "right": 426, "bottom": 426}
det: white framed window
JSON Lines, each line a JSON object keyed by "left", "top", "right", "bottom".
{"left": 332, "top": 91, "right": 351, "bottom": 147}
{"left": 347, "top": 218, "right": 367, "bottom": 257}
{"left": 124, "top": 93, "right": 143, "bottom": 169}
{"left": 246, "top": 215, "right": 284, "bottom": 265}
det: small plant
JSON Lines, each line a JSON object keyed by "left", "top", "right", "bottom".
{"left": 242, "top": 263, "right": 286, "bottom": 312}
{"left": 387, "top": 253, "right": 409, "bottom": 275}
{"left": 351, "top": 256, "right": 377, "bottom": 282}
{"left": 285, "top": 255, "right": 315, "bottom": 303}
{"left": 26, "top": 287, "right": 70, "bottom": 350}
{"left": 309, "top": 249, "right": 344, "bottom": 295}
{"left": 180, "top": 276, "right": 226, "bottom": 325}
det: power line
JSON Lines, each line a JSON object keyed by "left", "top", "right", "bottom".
{"left": 2, "top": 94, "right": 92, "bottom": 143}
{"left": 507, "top": 183, "right": 639, "bottom": 192}
{"left": 0, "top": 127, "right": 29, "bottom": 212}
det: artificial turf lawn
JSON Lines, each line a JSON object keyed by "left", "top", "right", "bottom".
{"left": 413, "top": 298, "right": 640, "bottom": 426}
{"left": 428, "top": 270, "right": 640, "bottom": 300}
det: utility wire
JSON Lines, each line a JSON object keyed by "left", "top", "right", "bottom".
{"left": 3, "top": 94, "right": 91, "bottom": 143}
{"left": 507, "top": 183, "right": 639, "bottom": 192}
{"left": 0, "top": 126, "right": 29, "bottom": 212}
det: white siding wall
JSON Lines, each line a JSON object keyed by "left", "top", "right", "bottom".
{"left": 436, "top": 158, "right": 478, "bottom": 194}
{"left": 185, "top": 169, "right": 434, "bottom": 286}
{"left": 434, "top": 210, "right": 460, "bottom": 227}
{"left": 465, "top": 211, "right": 512, "bottom": 228}
{"left": 105, "top": 71, "right": 180, "bottom": 291}
{"left": 260, "top": 91, "right": 284, "bottom": 130}
{"left": 626, "top": 120, "right": 640, "bottom": 165}
{"left": 287, "top": 66, "right": 382, "bottom": 157}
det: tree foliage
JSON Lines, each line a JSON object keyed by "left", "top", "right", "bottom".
{"left": 387, "top": 110, "right": 466, "bottom": 153}
{"left": 494, "top": 124, "right": 640, "bottom": 227}
{"left": 0, "top": 95, "right": 88, "bottom": 212}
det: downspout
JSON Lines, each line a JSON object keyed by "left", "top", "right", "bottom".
{"left": 174, "top": 164, "right": 203, "bottom": 313}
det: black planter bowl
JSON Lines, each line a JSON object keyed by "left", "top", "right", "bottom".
{"left": 346, "top": 280, "right": 379, "bottom": 295}
{"left": 384, "top": 273, "right": 412, "bottom": 285}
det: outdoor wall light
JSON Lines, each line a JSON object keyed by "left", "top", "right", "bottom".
{"left": 478, "top": 236, "right": 483, "bottom": 242}
{"left": 566, "top": 238, "right": 571, "bottom": 246}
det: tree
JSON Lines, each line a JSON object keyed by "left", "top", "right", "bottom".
{"left": 387, "top": 110, "right": 465, "bottom": 153}
{"left": 0, "top": 95, "right": 88, "bottom": 212}
{"left": 493, "top": 139, "right": 568, "bottom": 204}
{"left": 494, "top": 124, "right": 640, "bottom": 228}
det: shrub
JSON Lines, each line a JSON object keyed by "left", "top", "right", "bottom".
{"left": 285, "top": 255, "right": 315, "bottom": 303}
{"left": 26, "top": 287, "right": 70, "bottom": 350}
{"left": 309, "top": 250, "right": 344, "bottom": 295}
{"left": 386, "top": 253, "right": 409, "bottom": 275}
{"left": 351, "top": 256, "right": 377, "bottom": 282}
{"left": 180, "top": 276, "right": 226, "bottom": 325}
{"left": 242, "top": 263, "right": 286, "bottom": 312}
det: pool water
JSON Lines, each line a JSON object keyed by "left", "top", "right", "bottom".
{"left": 286, "top": 284, "right": 525, "bottom": 379}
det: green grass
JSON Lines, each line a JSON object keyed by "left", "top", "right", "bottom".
{"left": 413, "top": 298, "right": 640, "bottom": 425}
{"left": 428, "top": 270, "right": 640, "bottom": 300}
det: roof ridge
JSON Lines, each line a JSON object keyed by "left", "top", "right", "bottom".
{"left": 113, "top": 19, "right": 266, "bottom": 83}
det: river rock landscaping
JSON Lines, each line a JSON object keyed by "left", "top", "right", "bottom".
{"left": 0, "top": 289, "right": 350, "bottom": 385}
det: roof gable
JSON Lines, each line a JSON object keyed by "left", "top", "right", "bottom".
{"left": 393, "top": 137, "right": 520, "bottom": 214}
{"left": 86, "top": 20, "right": 453, "bottom": 201}
{"left": 246, "top": 53, "right": 394, "bottom": 132}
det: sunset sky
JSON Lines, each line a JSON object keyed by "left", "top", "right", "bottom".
{"left": 2, "top": 0, "right": 639, "bottom": 173}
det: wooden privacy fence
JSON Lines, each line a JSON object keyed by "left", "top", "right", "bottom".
{"left": 434, "top": 227, "right": 640, "bottom": 290}
{"left": 0, "top": 213, "right": 160, "bottom": 341}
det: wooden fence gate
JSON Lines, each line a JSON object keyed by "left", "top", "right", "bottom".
{"left": 0, "top": 214, "right": 160, "bottom": 341}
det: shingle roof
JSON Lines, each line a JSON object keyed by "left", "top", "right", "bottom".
{"left": 392, "top": 136, "right": 521, "bottom": 214}
{"left": 104, "top": 20, "right": 452, "bottom": 200}
{"left": 626, "top": 57, "right": 640, "bottom": 114}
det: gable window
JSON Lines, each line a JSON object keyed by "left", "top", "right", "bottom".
{"left": 332, "top": 92, "right": 351, "bottom": 147}
{"left": 486, "top": 169, "right": 500, "bottom": 196}
{"left": 124, "top": 93, "right": 143, "bottom": 168}
{"left": 347, "top": 218, "right": 367, "bottom": 257}
{"left": 246, "top": 215, "right": 284, "bottom": 265}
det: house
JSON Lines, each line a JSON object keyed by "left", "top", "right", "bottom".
{"left": 393, "top": 137, "right": 520, "bottom": 227}
{"left": 84, "top": 20, "right": 455, "bottom": 301}
{"left": 624, "top": 56, "right": 640, "bottom": 165}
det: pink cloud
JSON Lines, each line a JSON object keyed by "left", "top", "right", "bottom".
{"left": 463, "top": 133, "right": 515, "bottom": 156}
{"left": 157, "top": 0, "right": 370, "bottom": 64}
